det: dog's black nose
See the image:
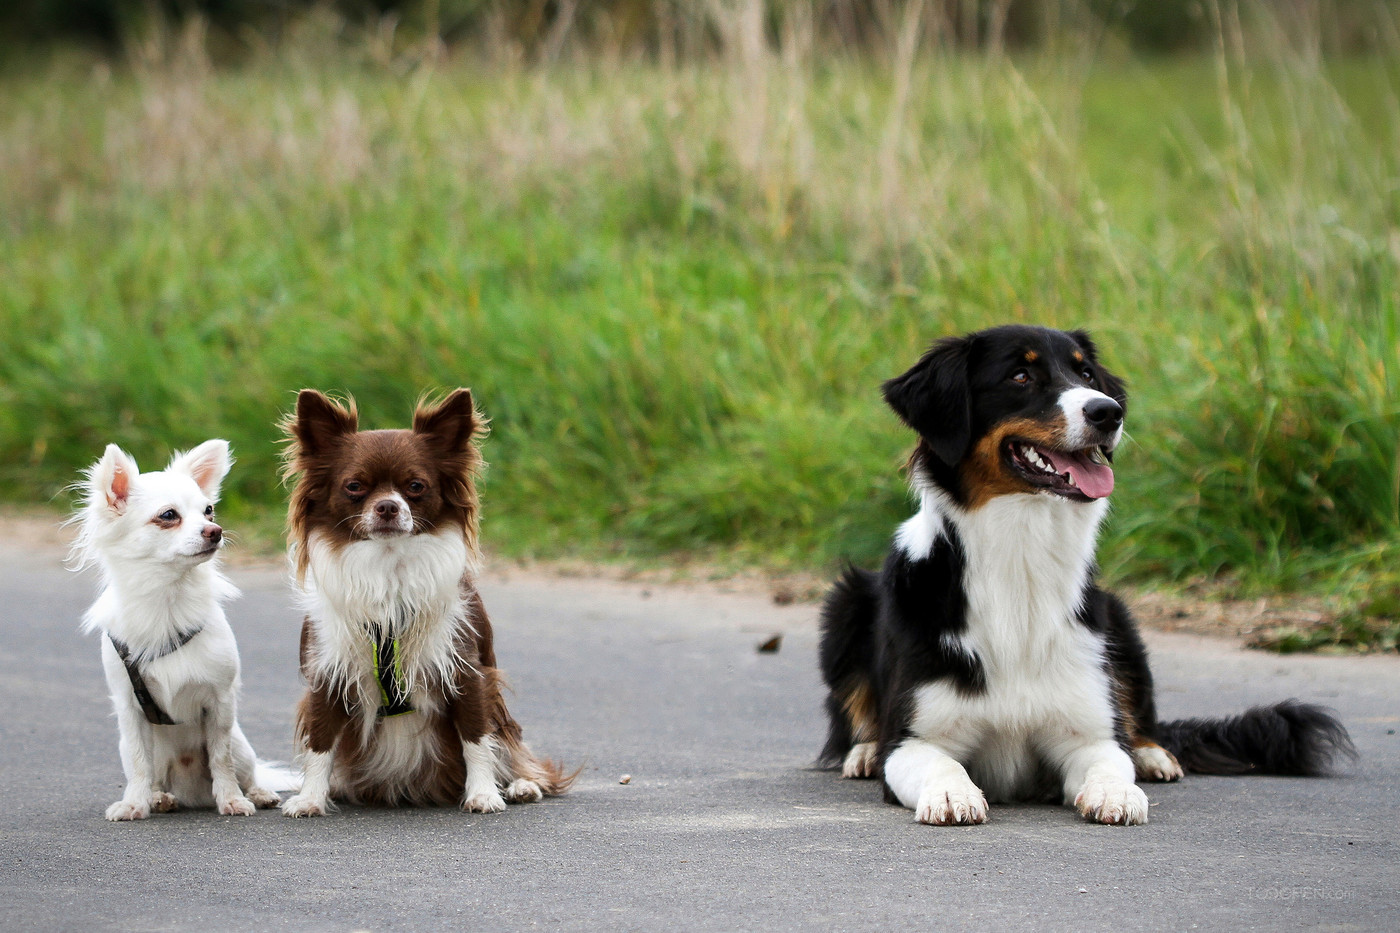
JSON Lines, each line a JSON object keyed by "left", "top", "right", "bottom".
{"left": 203, "top": 524, "right": 222, "bottom": 544}
{"left": 375, "top": 499, "right": 400, "bottom": 519}
{"left": 1084, "top": 397, "right": 1123, "bottom": 432}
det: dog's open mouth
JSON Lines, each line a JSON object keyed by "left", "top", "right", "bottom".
{"left": 1004, "top": 440, "right": 1114, "bottom": 500}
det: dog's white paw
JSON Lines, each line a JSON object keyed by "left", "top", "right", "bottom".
{"left": 505, "top": 779, "right": 544, "bottom": 803}
{"left": 915, "top": 782, "right": 989, "bottom": 826}
{"left": 106, "top": 799, "right": 151, "bottom": 822}
{"left": 150, "top": 791, "right": 179, "bottom": 813}
{"left": 281, "top": 794, "right": 327, "bottom": 818}
{"left": 463, "top": 790, "right": 507, "bottom": 813}
{"left": 246, "top": 786, "right": 282, "bottom": 809}
{"left": 218, "top": 795, "right": 256, "bottom": 816}
{"left": 1132, "top": 744, "right": 1184, "bottom": 783}
{"left": 841, "top": 742, "right": 878, "bottom": 779}
{"left": 1075, "top": 779, "right": 1149, "bottom": 825}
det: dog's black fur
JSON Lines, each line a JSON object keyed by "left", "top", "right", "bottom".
{"left": 819, "top": 325, "right": 1355, "bottom": 822}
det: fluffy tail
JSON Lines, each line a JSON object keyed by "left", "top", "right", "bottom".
{"left": 818, "top": 564, "right": 880, "bottom": 769}
{"left": 254, "top": 760, "right": 303, "bottom": 794}
{"left": 498, "top": 734, "right": 581, "bottom": 796}
{"left": 1154, "top": 700, "right": 1357, "bottom": 776}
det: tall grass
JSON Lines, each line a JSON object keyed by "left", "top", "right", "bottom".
{"left": 0, "top": 3, "right": 1396, "bottom": 609}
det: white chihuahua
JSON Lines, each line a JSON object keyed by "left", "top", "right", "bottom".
{"left": 71, "top": 439, "right": 296, "bottom": 820}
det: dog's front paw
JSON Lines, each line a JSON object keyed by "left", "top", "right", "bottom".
{"left": 281, "top": 794, "right": 327, "bottom": 818}
{"left": 1075, "top": 779, "right": 1149, "bottom": 825}
{"left": 218, "top": 795, "right": 256, "bottom": 816}
{"left": 246, "top": 786, "right": 282, "bottom": 809}
{"left": 106, "top": 800, "right": 150, "bottom": 822}
{"left": 1132, "top": 744, "right": 1183, "bottom": 783}
{"left": 505, "top": 779, "right": 544, "bottom": 803}
{"left": 841, "top": 742, "right": 879, "bottom": 779}
{"left": 150, "top": 791, "right": 179, "bottom": 813}
{"left": 463, "top": 790, "right": 507, "bottom": 813}
{"left": 915, "top": 782, "right": 989, "bottom": 826}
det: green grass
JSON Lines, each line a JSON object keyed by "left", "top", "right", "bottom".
{"left": 1, "top": 11, "right": 1397, "bottom": 642}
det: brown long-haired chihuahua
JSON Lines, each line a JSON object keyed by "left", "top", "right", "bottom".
{"left": 278, "top": 388, "right": 574, "bottom": 817}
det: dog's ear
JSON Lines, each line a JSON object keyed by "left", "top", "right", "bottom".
{"left": 168, "top": 439, "right": 232, "bottom": 501}
{"left": 292, "top": 389, "right": 358, "bottom": 455}
{"left": 412, "top": 388, "right": 480, "bottom": 454}
{"left": 882, "top": 336, "right": 972, "bottom": 467}
{"left": 1069, "top": 330, "right": 1128, "bottom": 414}
{"left": 91, "top": 444, "right": 140, "bottom": 513}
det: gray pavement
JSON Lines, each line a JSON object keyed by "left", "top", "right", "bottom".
{"left": 0, "top": 539, "right": 1396, "bottom": 932}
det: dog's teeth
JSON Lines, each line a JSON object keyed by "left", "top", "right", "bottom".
{"left": 1090, "top": 448, "right": 1107, "bottom": 465}
{"left": 1066, "top": 473, "right": 1076, "bottom": 486}
{"left": 1019, "top": 444, "right": 1064, "bottom": 476}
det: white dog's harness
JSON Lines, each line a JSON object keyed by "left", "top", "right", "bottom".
{"left": 108, "top": 628, "right": 203, "bottom": 725}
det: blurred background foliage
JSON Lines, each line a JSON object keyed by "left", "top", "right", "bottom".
{"left": 1, "top": 0, "right": 1389, "bottom": 56}
{"left": 1, "top": 1, "right": 1397, "bottom": 647}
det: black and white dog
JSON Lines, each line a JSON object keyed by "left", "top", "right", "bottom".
{"left": 819, "top": 325, "right": 1354, "bottom": 825}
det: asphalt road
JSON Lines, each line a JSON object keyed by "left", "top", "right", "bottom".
{"left": 1, "top": 538, "right": 1396, "bottom": 932}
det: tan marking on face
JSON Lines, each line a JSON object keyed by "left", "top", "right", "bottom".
{"left": 959, "top": 415, "right": 1070, "bottom": 509}
{"left": 1072, "top": 350, "right": 1085, "bottom": 363}
{"left": 1023, "top": 350, "right": 1038, "bottom": 362}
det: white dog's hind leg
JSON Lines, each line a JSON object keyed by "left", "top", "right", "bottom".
{"left": 461, "top": 739, "right": 506, "bottom": 813}
{"left": 230, "top": 724, "right": 281, "bottom": 808}
{"left": 884, "top": 739, "right": 989, "bottom": 825}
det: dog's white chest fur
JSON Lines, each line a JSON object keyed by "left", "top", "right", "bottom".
{"left": 901, "top": 492, "right": 1118, "bottom": 800}
{"left": 299, "top": 531, "right": 472, "bottom": 715}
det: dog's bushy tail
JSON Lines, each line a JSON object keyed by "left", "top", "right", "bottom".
{"left": 254, "top": 760, "right": 303, "bottom": 794}
{"left": 497, "top": 732, "right": 581, "bottom": 796}
{"left": 818, "top": 564, "right": 880, "bottom": 769}
{"left": 1154, "top": 700, "right": 1356, "bottom": 776}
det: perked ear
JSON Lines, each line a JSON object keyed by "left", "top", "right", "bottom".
{"left": 412, "top": 388, "right": 479, "bottom": 453}
{"left": 293, "top": 389, "right": 359, "bottom": 455}
{"left": 92, "top": 444, "right": 140, "bottom": 513}
{"left": 1069, "top": 330, "right": 1128, "bottom": 414}
{"left": 882, "top": 336, "right": 972, "bottom": 468}
{"left": 168, "top": 439, "right": 232, "bottom": 500}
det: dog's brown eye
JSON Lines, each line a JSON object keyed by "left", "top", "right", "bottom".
{"left": 204, "top": 505, "right": 214, "bottom": 517}
{"left": 159, "top": 509, "right": 178, "bottom": 522}
{"left": 1081, "top": 368, "right": 1096, "bottom": 384}
{"left": 345, "top": 480, "right": 365, "bottom": 496}
{"left": 407, "top": 481, "right": 426, "bottom": 496}
{"left": 1011, "top": 369, "right": 1031, "bottom": 384}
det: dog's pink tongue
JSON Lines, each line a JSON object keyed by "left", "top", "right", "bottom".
{"left": 1043, "top": 449, "right": 1114, "bottom": 499}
